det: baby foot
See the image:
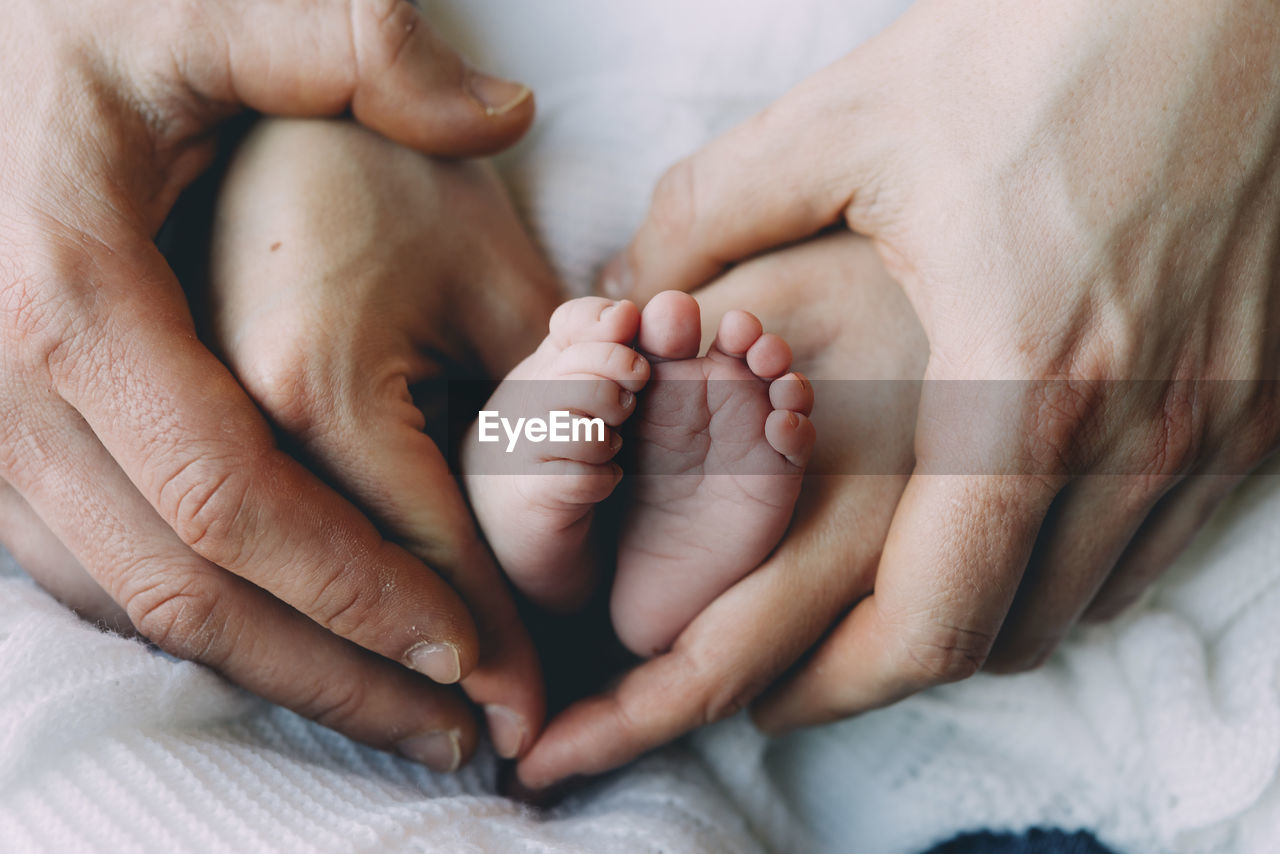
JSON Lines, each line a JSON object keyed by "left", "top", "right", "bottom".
{"left": 611, "top": 292, "right": 815, "bottom": 656}
{"left": 464, "top": 297, "right": 650, "bottom": 612}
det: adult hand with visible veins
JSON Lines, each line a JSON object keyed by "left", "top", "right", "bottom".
{"left": 0, "top": 0, "right": 541, "bottom": 772}
{"left": 520, "top": 0, "right": 1280, "bottom": 788}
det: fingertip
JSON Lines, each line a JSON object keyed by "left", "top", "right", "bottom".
{"left": 405, "top": 640, "right": 465, "bottom": 684}
{"left": 464, "top": 72, "right": 533, "bottom": 118}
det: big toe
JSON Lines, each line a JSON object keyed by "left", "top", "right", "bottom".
{"left": 548, "top": 297, "right": 641, "bottom": 349}
{"left": 637, "top": 291, "right": 702, "bottom": 360}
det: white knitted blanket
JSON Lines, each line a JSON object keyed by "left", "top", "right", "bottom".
{"left": 4, "top": 2, "right": 1280, "bottom": 852}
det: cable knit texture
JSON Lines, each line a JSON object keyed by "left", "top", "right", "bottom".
{"left": 4, "top": 1, "right": 1280, "bottom": 851}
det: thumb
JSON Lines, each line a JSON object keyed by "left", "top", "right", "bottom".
{"left": 297, "top": 412, "right": 546, "bottom": 760}
{"left": 600, "top": 52, "right": 889, "bottom": 304}
{"left": 174, "top": 0, "right": 533, "bottom": 157}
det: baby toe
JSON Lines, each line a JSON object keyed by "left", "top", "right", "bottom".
{"left": 765, "top": 409, "right": 816, "bottom": 469}
{"left": 527, "top": 460, "right": 624, "bottom": 507}
{"left": 637, "top": 291, "right": 702, "bottom": 361}
{"left": 551, "top": 374, "right": 637, "bottom": 426}
{"left": 548, "top": 297, "right": 641, "bottom": 349}
{"left": 745, "top": 332, "right": 793, "bottom": 380}
{"left": 551, "top": 342, "right": 650, "bottom": 392}
{"left": 711, "top": 309, "right": 765, "bottom": 357}
{"left": 543, "top": 427, "right": 622, "bottom": 466}
{"left": 769, "top": 372, "right": 814, "bottom": 417}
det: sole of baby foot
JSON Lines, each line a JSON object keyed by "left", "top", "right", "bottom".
{"left": 464, "top": 297, "right": 649, "bottom": 612}
{"left": 610, "top": 291, "right": 815, "bottom": 657}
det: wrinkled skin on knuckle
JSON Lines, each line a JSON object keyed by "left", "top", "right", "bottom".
{"left": 298, "top": 673, "right": 374, "bottom": 737}
{"left": 305, "top": 560, "right": 385, "bottom": 640}
{"left": 123, "top": 570, "right": 227, "bottom": 663}
{"left": 0, "top": 270, "right": 67, "bottom": 380}
{"left": 0, "top": 225, "right": 101, "bottom": 383}
{"left": 1019, "top": 378, "right": 1104, "bottom": 477}
{"left": 156, "top": 454, "right": 257, "bottom": 561}
{"left": 896, "top": 619, "right": 994, "bottom": 687}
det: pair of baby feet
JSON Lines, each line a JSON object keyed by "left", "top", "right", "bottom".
{"left": 465, "top": 291, "right": 815, "bottom": 656}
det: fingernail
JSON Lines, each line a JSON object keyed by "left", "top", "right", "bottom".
{"left": 600, "top": 254, "right": 634, "bottom": 299}
{"left": 619, "top": 389, "right": 635, "bottom": 409}
{"left": 397, "top": 729, "right": 462, "bottom": 773}
{"left": 405, "top": 641, "right": 461, "bottom": 684}
{"left": 600, "top": 300, "right": 619, "bottom": 319}
{"left": 631, "top": 354, "right": 647, "bottom": 374}
{"left": 484, "top": 705, "right": 528, "bottom": 759}
{"left": 466, "top": 71, "right": 532, "bottom": 117}
{"left": 610, "top": 432, "right": 623, "bottom": 452}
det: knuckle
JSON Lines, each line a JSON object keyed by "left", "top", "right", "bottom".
{"left": 124, "top": 571, "right": 225, "bottom": 662}
{"left": 233, "top": 341, "right": 319, "bottom": 436}
{"left": 896, "top": 621, "right": 995, "bottom": 686}
{"left": 352, "top": 0, "right": 425, "bottom": 76}
{"left": 700, "top": 682, "right": 755, "bottom": 726}
{"left": 1148, "top": 380, "right": 1203, "bottom": 476}
{"left": 1021, "top": 378, "right": 1103, "bottom": 475}
{"left": 0, "top": 239, "right": 88, "bottom": 380}
{"left": 299, "top": 676, "right": 372, "bottom": 734}
{"left": 648, "top": 159, "right": 699, "bottom": 245}
{"left": 157, "top": 455, "right": 257, "bottom": 562}
{"left": 306, "top": 563, "right": 381, "bottom": 638}
{"left": 669, "top": 643, "right": 763, "bottom": 727}
{"left": 1231, "top": 388, "right": 1280, "bottom": 469}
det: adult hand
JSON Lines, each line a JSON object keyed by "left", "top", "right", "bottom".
{"left": 0, "top": 0, "right": 535, "bottom": 770}
{"left": 528, "top": 0, "right": 1280, "bottom": 780}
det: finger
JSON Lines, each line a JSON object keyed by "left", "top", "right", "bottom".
{"left": 754, "top": 471, "right": 1056, "bottom": 731}
{"left": 42, "top": 236, "right": 480, "bottom": 685}
{"left": 517, "top": 473, "right": 895, "bottom": 789}
{"left": 754, "top": 367, "right": 1078, "bottom": 730}
{"left": 1, "top": 401, "right": 479, "bottom": 771}
{"left": 984, "top": 473, "right": 1172, "bottom": 672}
{"left": 0, "top": 477, "right": 126, "bottom": 628}
{"left": 1085, "top": 473, "right": 1245, "bottom": 621}
{"left": 174, "top": 0, "right": 534, "bottom": 156}
{"left": 600, "top": 56, "right": 888, "bottom": 303}
{"left": 287, "top": 408, "right": 549, "bottom": 761}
